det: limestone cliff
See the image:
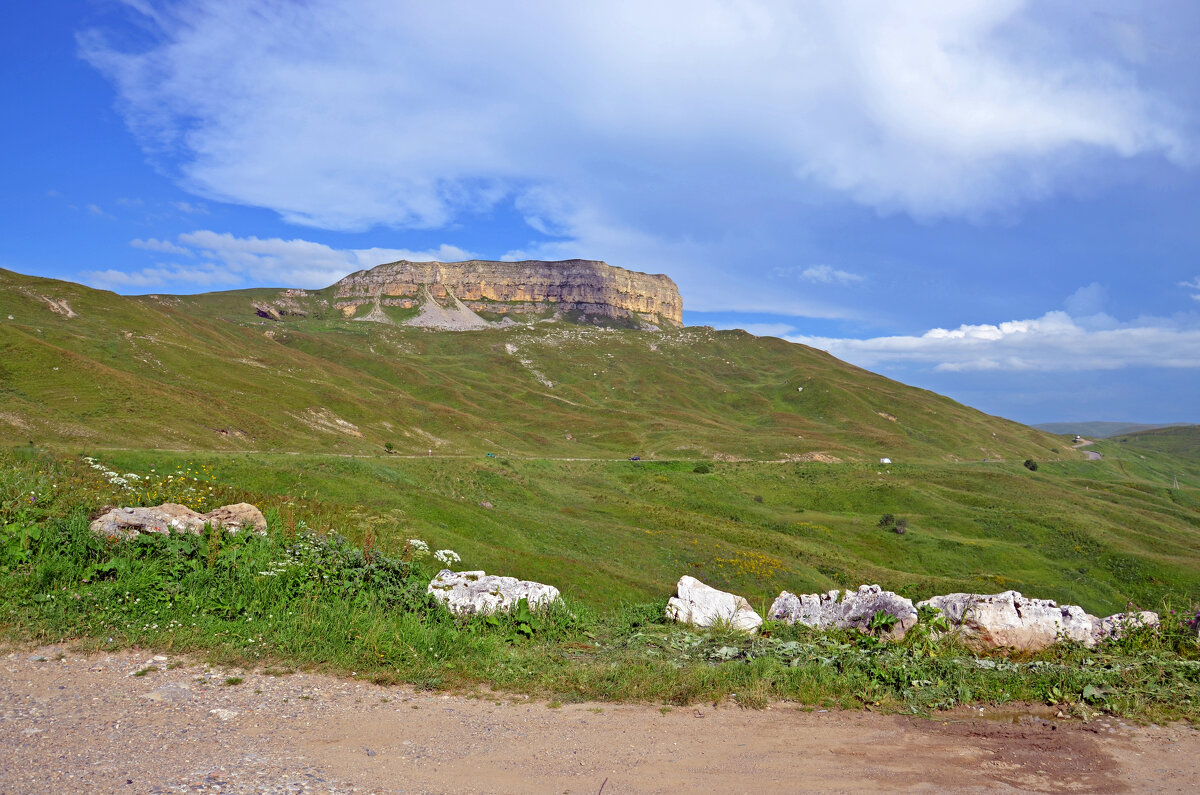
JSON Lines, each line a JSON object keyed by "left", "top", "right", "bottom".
{"left": 331, "top": 259, "right": 683, "bottom": 326}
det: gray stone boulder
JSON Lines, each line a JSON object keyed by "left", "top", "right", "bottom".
{"left": 665, "top": 576, "right": 763, "bottom": 633}
{"left": 918, "top": 591, "right": 1158, "bottom": 650}
{"left": 427, "top": 569, "right": 561, "bottom": 616}
{"left": 769, "top": 585, "right": 918, "bottom": 639}
{"left": 200, "top": 503, "right": 268, "bottom": 534}
{"left": 90, "top": 502, "right": 268, "bottom": 540}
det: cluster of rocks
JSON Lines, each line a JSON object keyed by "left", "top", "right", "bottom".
{"left": 90, "top": 503, "right": 267, "bottom": 540}
{"left": 664, "top": 577, "right": 1159, "bottom": 651}
{"left": 421, "top": 569, "right": 1157, "bottom": 652}
{"left": 93, "top": 504, "right": 1159, "bottom": 652}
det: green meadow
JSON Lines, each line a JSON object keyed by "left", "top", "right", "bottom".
{"left": 71, "top": 448, "right": 1200, "bottom": 618}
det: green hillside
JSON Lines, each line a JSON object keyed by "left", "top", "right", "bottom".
{"left": 1113, "top": 425, "right": 1200, "bottom": 461}
{"left": 0, "top": 268, "right": 1062, "bottom": 463}
{"left": 2, "top": 268, "right": 1197, "bottom": 617}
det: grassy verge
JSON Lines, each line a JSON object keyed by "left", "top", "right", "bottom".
{"left": 81, "top": 447, "right": 1200, "bottom": 616}
{"left": 3, "top": 450, "right": 1199, "bottom": 722}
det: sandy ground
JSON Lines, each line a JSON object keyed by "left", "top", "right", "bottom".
{"left": 1, "top": 645, "right": 1197, "bottom": 794}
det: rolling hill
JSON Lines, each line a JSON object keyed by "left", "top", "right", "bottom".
{"left": 1034, "top": 421, "right": 1185, "bottom": 438}
{"left": 0, "top": 267, "right": 1063, "bottom": 463}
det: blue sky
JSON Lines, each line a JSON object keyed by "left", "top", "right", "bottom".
{"left": 3, "top": 1, "right": 1200, "bottom": 424}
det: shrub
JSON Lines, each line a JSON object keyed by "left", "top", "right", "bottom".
{"left": 878, "top": 513, "right": 895, "bottom": 529}
{"left": 1024, "top": 459, "right": 1038, "bottom": 471}
{"left": 692, "top": 464, "right": 711, "bottom": 474}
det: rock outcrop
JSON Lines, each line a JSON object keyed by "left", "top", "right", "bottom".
{"left": 665, "top": 576, "right": 763, "bottom": 633}
{"left": 769, "top": 585, "right": 918, "bottom": 639}
{"left": 919, "top": 591, "right": 1159, "bottom": 651}
{"left": 332, "top": 259, "right": 683, "bottom": 326}
{"left": 90, "top": 502, "right": 267, "bottom": 540}
{"left": 427, "top": 569, "right": 561, "bottom": 615}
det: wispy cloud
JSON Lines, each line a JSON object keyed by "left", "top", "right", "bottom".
{"left": 84, "top": 264, "right": 239, "bottom": 291}
{"left": 131, "top": 237, "right": 193, "bottom": 256}
{"left": 776, "top": 265, "right": 865, "bottom": 285}
{"left": 1182, "top": 276, "right": 1200, "bottom": 301}
{"left": 80, "top": 0, "right": 1191, "bottom": 237}
{"left": 83, "top": 230, "right": 473, "bottom": 292}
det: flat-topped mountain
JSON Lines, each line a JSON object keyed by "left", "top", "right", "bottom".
{"left": 330, "top": 259, "right": 683, "bottom": 328}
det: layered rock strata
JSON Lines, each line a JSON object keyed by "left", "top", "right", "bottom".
{"left": 332, "top": 259, "right": 683, "bottom": 326}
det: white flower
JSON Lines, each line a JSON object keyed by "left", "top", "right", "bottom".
{"left": 434, "top": 549, "right": 461, "bottom": 566}
{"left": 407, "top": 539, "right": 430, "bottom": 558}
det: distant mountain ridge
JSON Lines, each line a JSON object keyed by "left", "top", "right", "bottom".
{"left": 1034, "top": 421, "right": 1190, "bottom": 438}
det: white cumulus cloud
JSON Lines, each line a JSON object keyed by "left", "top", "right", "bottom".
{"left": 81, "top": 231, "right": 473, "bottom": 292}
{"left": 789, "top": 311, "right": 1200, "bottom": 372}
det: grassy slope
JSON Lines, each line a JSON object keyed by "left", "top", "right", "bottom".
{"left": 2, "top": 268, "right": 1197, "bottom": 618}
{"left": 1, "top": 268, "right": 1063, "bottom": 462}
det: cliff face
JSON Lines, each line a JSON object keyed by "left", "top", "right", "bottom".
{"left": 331, "top": 259, "right": 683, "bottom": 325}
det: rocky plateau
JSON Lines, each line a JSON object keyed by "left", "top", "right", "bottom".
{"left": 254, "top": 258, "right": 686, "bottom": 328}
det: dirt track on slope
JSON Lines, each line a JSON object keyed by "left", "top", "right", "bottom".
{"left": 2, "top": 645, "right": 1197, "bottom": 794}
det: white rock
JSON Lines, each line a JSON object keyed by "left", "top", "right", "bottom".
{"left": 917, "top": 591, "right": 1157, "bottom": 651}
{"left": 427, "top": 570, "right": 560, "bottom": 616}
{"left": 665, "top": 576, "right": 763, "bottom": 633}
{"left": 769, "top": 585, "right": 918, "bottom": 639}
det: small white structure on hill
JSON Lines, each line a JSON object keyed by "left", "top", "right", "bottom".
{"left": 880, "top": 457, "right": 892, "bottom": 464}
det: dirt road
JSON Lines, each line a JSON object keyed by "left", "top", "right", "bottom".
{"left": 2, "top": 645, "right": 1196, "bottom": 794}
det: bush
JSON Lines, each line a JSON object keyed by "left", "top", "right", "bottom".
{"left": 878, "top": 513, "right": 895, "bottom": 528}
{"left": 692, "top": 464, "right": 711, "bottom": 474}
{"left": 1024, "top": 459, "right": 1038, "bottom": 471}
